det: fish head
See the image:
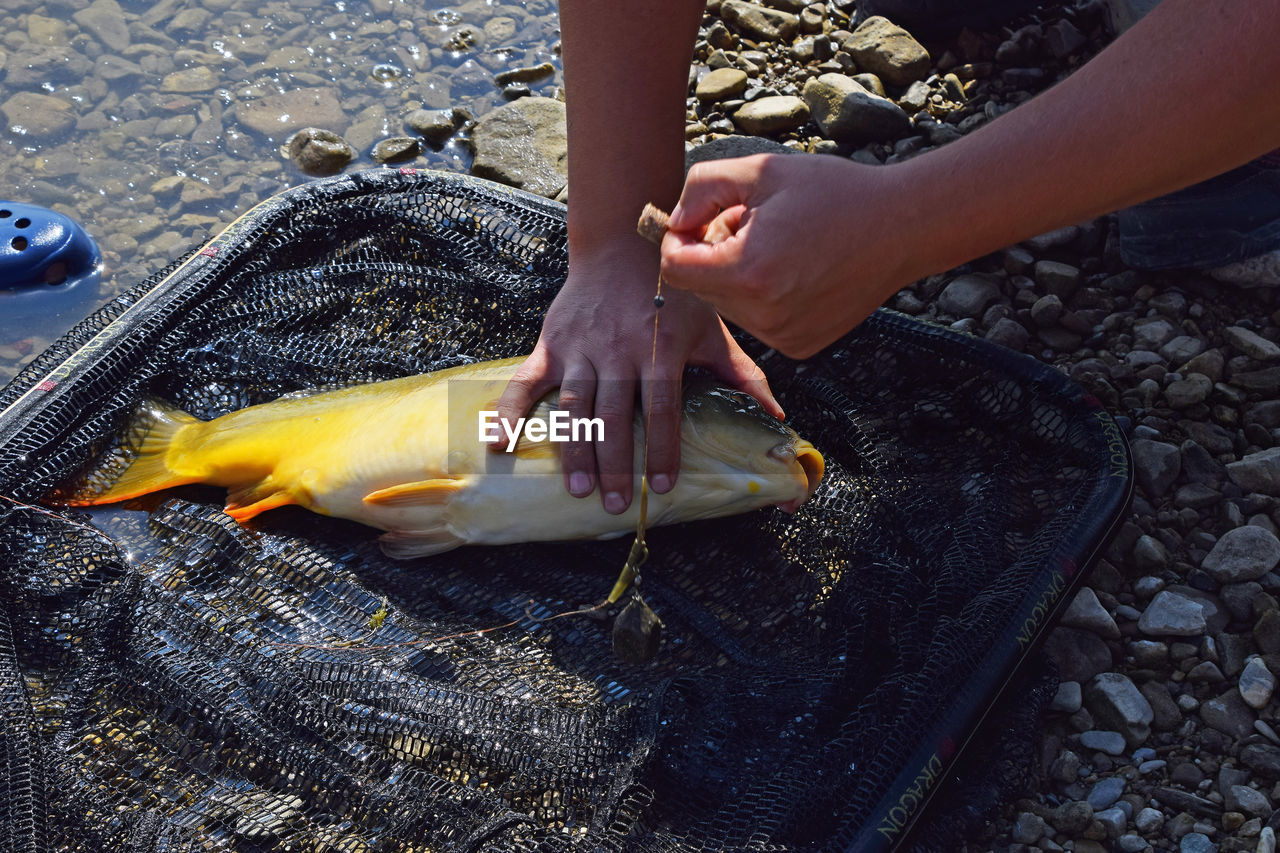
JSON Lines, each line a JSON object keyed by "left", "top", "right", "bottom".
{"left": 671, "top": 381, "right": 824, "bottom": 519}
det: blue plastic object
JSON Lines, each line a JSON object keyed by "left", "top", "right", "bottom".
{"left": 0, "top": 202, "right": 102, "bottom": 331}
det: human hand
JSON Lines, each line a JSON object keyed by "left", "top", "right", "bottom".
{"left": 661, "top": 153, "right": 917, "bottom": 359}
{"left": 495, "top": 242, "right": 782, "bottom": 515}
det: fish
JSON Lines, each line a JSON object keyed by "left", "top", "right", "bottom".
{"left": 61, "top": 357, "right": 824, "bottom": 559}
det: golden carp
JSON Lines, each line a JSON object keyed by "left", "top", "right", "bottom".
{"left": 63, "top": 357, "right": 824, "bottom": 559}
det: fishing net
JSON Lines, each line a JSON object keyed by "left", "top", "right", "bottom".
{"left": 0, "top": 168, "right": 1129, "bottom": 852}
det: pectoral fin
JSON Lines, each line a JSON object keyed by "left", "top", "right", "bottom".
{"left": 378, "top": 529, "right": 465, "bottom": 559}
{"left": 364, "top": 478, "right": 464, "bottom": 507}
{"left": 225, "top": 485, "right": 296, "bottom": 522}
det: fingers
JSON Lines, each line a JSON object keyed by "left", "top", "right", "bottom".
{"left": 593, "top": 377, "right": 636, "bottom": 515}
{"left": 555, "top": 363, "right": 598, "bottom": 498}
{"left": 494, "top": 349, "right": 559, "bottom": 454}
{"left": 640, "top": 370, "right": 682, "bottom": 494}
{"left": 668, "top": 155, "right": 765, "bottom": 232}
{"left": 699, "top": 332, "right": 785, "bottom": 421}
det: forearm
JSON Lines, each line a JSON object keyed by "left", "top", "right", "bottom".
{"left": 558, "top": 0, "right": 706, "bottom": 263}
{"left": 903, "top": 0, "right": 1280, "bottom": 280}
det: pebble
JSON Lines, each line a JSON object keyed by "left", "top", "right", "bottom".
{"left": 1080, "top": 729, "right": 1127, "bottom": 755}
{"left": 733, "top": 95, "right": 810, "bottom": 134}
{"left": 1240, "top": 656, "right": 1277, "bottom": 709}
{"left": 1139, "top": 589, "right": 1208, "bottom": 636}
{"left": 406, "top": 109, "right": 457, "bottom": 145}
{"left": 1229, "top": 448, "right": 1280, "bottom": 496}
{"left": 284, "top": 127, "right": 354, "bottom": 176}
{"left": 841, "top": 15, "right": 930, "bottom": 86}
{"left": 1012, "top": 811, "right": 1047, "bottom": 844}
{"left": 697, "top": 67, "right": 749, "bottom": 101}
{"left": 720, "top": 0, "right": 799, "bottom": 41}
{"left": 1136, "top": 807, "right": 1165, "bottom": 834}
{"left": 1061, "top": 587, "right": 1121, "bottom": 639}
{"left": 1201, "top": 689, "right": 1258, "bottom": 739}
{"left": 1228, "top": 785, "right": 1273, "bottom": 819}
{"left": 236, "top": 88, "right": 346, "bottom": 138}
{"left": 371, "top": 137, "right": 421, "bottom": 163}
{"left": 1132, "top": 439, "right": 1182, "bottom": 497}
{"left": 1226, "top": 326, "right": 1280, "bottom": 361}
{"left": 1260, "top": 826, "right": 1277, "bottom": 853}
{"left": 1116, "top": 834, "right": 1148, "bottom": 852}
{"left": 0, "top": 92, "right": 75, "bottom": 138}
{"left": 1180, "top": 833, "right": 1216, "bottom": 853}
{"left": 1052, "top": 680, "right": 1083, "bottom": 713}
{"left": 801, "top": 73, "right": 910, "bottom": 143}
{"left": 1096, "top": 805, "right": 1128, "bottom": 837}
{"left": 1088, "top": 776, "right": 1127, "bottom": 810}
{"left": 1034, "top": 260, "right": 1081, "bottom": 297}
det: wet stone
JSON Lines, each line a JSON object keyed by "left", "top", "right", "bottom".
{"left": 371, "top": 137, "right": 421, "bottom": 163}
{"left": 470, "top": 97, "right": 567, "bottom": 199}
{"left": 493, "top": 61, "right": 555, "bottom": 86}
{"left": 1, "top": 92, "right": 75, "bottom": 138}
{"left": 285, "top": 128, "right": 354, "bottom": 176}
{"left": 405, "top": 109, "right": 456, "bottom": 145}
{"left": 237, "top": 88, "right": 346, "bottom": 138}
{"left": 73, "top": 0, "right": 130, "bottom": 51}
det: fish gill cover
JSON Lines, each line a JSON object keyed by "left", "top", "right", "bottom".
{"left": 0, "top": 169, "right": 1129, "bottom": 852}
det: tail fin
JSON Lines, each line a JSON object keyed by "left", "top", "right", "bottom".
{"left": 65, "top": 400, "right": 202, "bottom": 506}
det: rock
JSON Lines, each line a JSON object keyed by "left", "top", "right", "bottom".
{"left": 1131, "top": 439, "right": 1181, "bottom": 498}
{"left": 686, "top": 134, "right": 796, "bottom": 168}
{"left": 1080, "top": 730, "right": 1127, "bottom": 755}
{"left": 1087, "top": 776, "right": 1127, "bottom": 810}
{"left": 406, "top": 109, "right": 456, "bottom": 144}
{"left": 1167, "top": 374, "right": 1213, "bottom": 408}
{"left": 720, "top": 0, "right": 800, "bottom": 41}
{"left": 1229, "top": 448, "right": 1280, "bottom": 496}
{"left": 73, "top": 0, "right": 130, "bottom": 51}
{"left": 936, "top": 274, "right": 1000, "bottom": 318}
{"left": 161, "top": 67, "right": 219, "bottom": 93}
{"left": 1054, "top": 800, "right": 1095, "bottom": 835}
{"left": 1012, "top": 811, "right": 1047, "bottom": 844}
{"left": 1233, "top": 367, "right": 1280, "bottom": 394}
{"left": 1031, "top": 293, "right": 1064, "bottom": 327}
{"left": 1226, "top": 785, "right": 1272, "bottom": 819}
{"left": 1044, "top": 626, "right": 1113, "bottom": 682}
{"left": 371, "top": 137, "right": 420, "bottom": 163}
{"left": 1139, "top": 680, "right": 1182, "bottom": 731}
{"left": 1138, "top": 590, "right": 1206, "bottom": 636}
{"left": 28, "top": 15, "right": 69, "bottom": 45}
{"left": 1134, "top": 535, "right": 1170, "bottom": 572}
{"left": 1241, "top": 743, "right": 1280, "bottom": 781}
{"left": 986, "top": 318, "right": 1030, "bottom": 351}
{"left": 697, "top": 67, "right": 749, "bottom": 101}
{"left": 1133, "top": 317, "right": 1178, "bottom": 350}
{"left": 1226, "top": 326, "right": 1280, "bottom": 361}
{"left": 1095, "top": 806, "right": 1128, "bottom": 838}
{"left": 1135, "top": 806, "right": 1164, "bottom": 834}
{"left": 1035, "top": 260, "right": 1082, "bottom": 298}
{"left": 1203, "top": 526, "right": 1280, "bottom": 583}
{"left": 237, "top": 88, "right": 347, "bottom": 138}
{"left": 470, "top": 97, "right": 567, "bottom": 199}
{"left": 1085, "top": 673, "right": 1154, "bottom": 747}
{"left": 1180, "top": 833, "right": 1215, "bottom": 853}
{"left": 1046, "top": 18, "right": 1088, "bottom": 57}
{"left": 94, "top": 54, "right": 144, "bottom": 82}
{"left": 1052, "top": 680, "right": 1083, "bottom": 713}
{"left": 1240, "top": 656, "right": 1277, "bottom": 709}
{"left": 1200, "top": 689, "right": 1257, "bottom": 740}
{"left": 801, "top": 73, "right": 911, "bottom": 143}
{"left": 1, "top": 92, "right": 75, "bottom": 138}
{"left": 494, "top": 62, "right": 555, "bottom": 86}
{"left": 1116, "top": 834, "right": 1147, "bottom": 852}
{"left": 1060, "top": 587, "right": 1121, "bottom": 639}
{"left": 841, "top": 16, "right": 930, "bottom": 86}
{"left": 732, "top": 95, "right": 810, "bottom": 135}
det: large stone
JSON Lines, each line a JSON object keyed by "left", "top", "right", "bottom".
{"left": 1131, "top": 439, "right": 1181, "bottom": 498}
{"left": 696, "top": 68, "right": 749, "bottom": 102}
{"left": 1226, "top": 326, "right": 1280, "bottom": 361}
{"left": 1203, "top": 525, "right": 1280, "bottom": 583}
{"left": 1228, "top": 448, "right": 1280, "bottom": 496}
{"left": 236, "top": 88, "right": 347, "bottom": 138}
{"left": 732, "top": 95, "right": 809, "bottom": 135}
{"left": 801, "top": 73, "right": 910, "bottom": 144}
{"left": 719, "top": 1, "right": 799, "bottom": 42}
{"left": 1199, "top": 689, "right": 1256, "bottom": 740}
{"left": 1138, "top": 590, "right": 1206, "bottom": 636}
{"left": 1085, "top": 673, "right": 1154, "bottom": 747}
{"left": 1, "top": 92, "right": 75, "bottom": 138}
{"left": 470, "top": 97, "right": 567, "bottom": 199}
{"left": 72, "top": 0, "right": 131, "bottom": 51}
{"left": 840, "top": 16, "right": 930, "bottom": 86}
{"left": 1060, "top": 587, "right": 1121, "bottom": 639}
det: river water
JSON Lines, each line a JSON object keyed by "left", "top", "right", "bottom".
{"left": 0, "top": 0, "right": 562, "bottom": 379}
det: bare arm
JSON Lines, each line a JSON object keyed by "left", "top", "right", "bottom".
{"left": 498, "top": 0, "right": 780, "bottom": 513}
{"left": 661, "top": 0, "right": 1280, "bottom": 357}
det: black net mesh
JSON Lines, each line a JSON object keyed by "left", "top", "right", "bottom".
{"left": 0, "top": 169, "right": 1129, "bottom": 852}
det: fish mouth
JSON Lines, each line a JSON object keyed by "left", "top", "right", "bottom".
{"left": 769, "top": 439, "right": 825, "bottom": 514}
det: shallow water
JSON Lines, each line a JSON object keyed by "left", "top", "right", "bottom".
{"left": 0, "top": 0, "right": 562, "bottom": 380}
